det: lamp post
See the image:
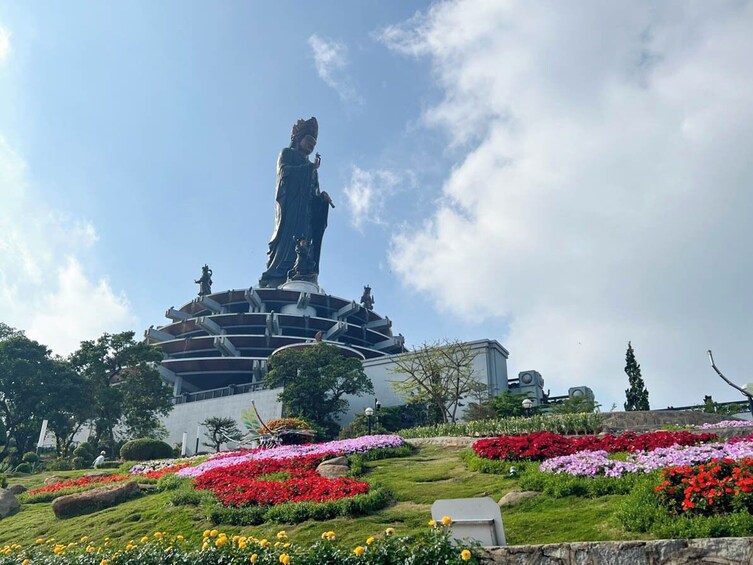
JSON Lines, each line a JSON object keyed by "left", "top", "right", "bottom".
{"left": 374, "top": 399, "right": 381, "bottom": 430}
{"left": 365, "top": 407, "right": 374, "bottom": 435}
{"left": 522, "top": 398, "right": 533, "bottom": 418}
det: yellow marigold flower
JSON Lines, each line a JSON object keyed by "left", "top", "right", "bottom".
{"left": 100, "top": 560, "right": 109, "bottom": 565}
{"left": 87, "top": 545, "right": 96, "bottom": 553}
{"left": 141, "top": 536, "right": 149, "bottom": 543}
{"left": 176, "top": 535, "right": 185, "bottom": 542}
{"left": 366, "top": 536, "right": 375, "bottom": 545}
{"left": 36, "top": 538, "right": 44, "bottom": 545}
{"left": 239, "top": 540, "right": 247, "bottom": 549}
{"left": 441, "top": 516, "right": 452, "bottom": 526}
{"left": 203, "top": 529, "right": 211, "bottom": 538}
{"left": 22, "top": 560, "right": 30, "bottom": 565}
{"left": 260, "top": 539, "right": 270, "bottom": 547}
{"left": 428, "top": 519, "right": 436, "bottom": 527}
{"left": 283, "top": 542, "right": 290, "bottom": 549}
{"left": 165, "top": 546, "right": 173, "bottom": 552}
{"left": 232, "top": 535, "right": 240, "bottom": 543}
{"left": 154, "top": 532, "right": 163, "bottom": 539}
{"left": 385, "top": 528, "right": 395, "bottom": 536}
{"left": 46, "top": 538, "right": 55, "bottom": 544}
{"left": 216, "top": 537, "right": 227, "bottom": 547}
{"left": 276, "top": 531, "right": 288, "bottom": 540}
{"left": 353, "top": 546, "right": 365, "bottom": 556}
{"left": 80, "top": 536, "right": 89, "bottom": 543}
{"left": 210, "top": 529, "right": 219, "bottom": 538}
{"left": 461, "top": 548, "right": 472, "bottom": 561}
{"left": 68, "top": 542, "right": 76, "bottom": 548}
{"left": 201, "top": 542, "right": 210, "bottom": 551}
{"left": 279, "top": 554, "right": 291, "bottom": 565}
{"left": 250, "top": 554, "right": 258, "bottom": 563}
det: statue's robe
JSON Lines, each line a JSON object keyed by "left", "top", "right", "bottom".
{"left": 259, "top": 147, "right": 329, "bottom": 288}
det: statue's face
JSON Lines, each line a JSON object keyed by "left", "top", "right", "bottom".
{"left": 298, "top": 135, "right": 317, "bottom": 156}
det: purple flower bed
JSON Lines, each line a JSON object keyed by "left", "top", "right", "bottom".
{"left": 696, "top": 420, "right": 753, "bottom": 429}
{"left": 540, "top": 439, "right": 753, "bottom": 477}
{"left": 176, "top": 435, "right": 406, "bottom": 478}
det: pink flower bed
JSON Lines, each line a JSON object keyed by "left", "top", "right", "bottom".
{"left": 176, "top": 435, "right": 405, "bottom": 478}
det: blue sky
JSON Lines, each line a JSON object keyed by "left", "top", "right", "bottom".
{"left": 2, "top": 1, "right": 753, "bottom": 411}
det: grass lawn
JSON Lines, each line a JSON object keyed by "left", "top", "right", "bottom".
{"left": 0, "top": 445, "right": 652, "bottom": 548}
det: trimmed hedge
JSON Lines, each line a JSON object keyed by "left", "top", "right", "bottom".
{"left": 120, "top": 438, "right": 173, "bottom": 461}
{"left": 205, "top": 485, "right": 393, "bottom": 525}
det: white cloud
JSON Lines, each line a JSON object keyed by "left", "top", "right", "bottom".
{"left": 381, "top": 2, "right": 753, "bottom": 408}
{"left": 344, "top": 166, "right": 408, "bottom": 231}
{"left": 308, "top": 34, "right": 360, "bottom": 103}
{"left": 0, "top": 135, "right": 135, "bottom": 355}
{"left": 0, "top": 26, "right": 10, "bottom": 64}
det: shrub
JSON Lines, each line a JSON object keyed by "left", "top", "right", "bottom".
{"left": 206, "top": 485, "right": 393, "bottom": 526}
{"left": 73, "top": 442, "right": 95, "bottom": 461}
{"left": 0, "top": 474, "right": 6, "bottom": 488}
{"left": 617, "top": 473, "right": 753, "bottom": 538}
{"left": 157, "top": 473, "right": 190, "bottom": 492}
{"left": 47, "top": 458, "right": 73, "bottom": 471}
{"left": 460, "top": 449, "right": 532, "bottom": 476}
{"left": 21, "top": 452, "right": 39, "bottom": 464}
{"left": 14, "top": 462, "right": 31, "bottom": 474}
{"left": 519, "top": 467, "right": 643, "bottom": 497}
{"left": 72, "top": 456, "right": 87, "bottom": 469}
{"left": 98, "top": 461, "right": 121, "bottom": 469}
{"left": 120, "top": 438, "right": 173, "bottom": 461}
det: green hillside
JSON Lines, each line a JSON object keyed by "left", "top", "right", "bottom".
{"left": 0, "top": 444, "right": 650, "bottom": 549}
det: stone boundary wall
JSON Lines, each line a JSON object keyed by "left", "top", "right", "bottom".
{"left": 479, "top": 537, "right": 753, "bottom": 564}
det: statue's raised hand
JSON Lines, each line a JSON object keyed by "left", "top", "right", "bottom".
{"left": 314, "top": 152, "right": 321, "bottom": 170}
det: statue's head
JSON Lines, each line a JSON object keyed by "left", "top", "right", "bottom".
{"left": 291, "top": 117, "right": 318, "bottom": 155}
{"left": 202, "top": 264, "right": 209, "bottom": 273}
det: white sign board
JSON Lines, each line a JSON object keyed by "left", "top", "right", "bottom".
{"left": 431, "top": 497, "right": 506, "bottom": 547}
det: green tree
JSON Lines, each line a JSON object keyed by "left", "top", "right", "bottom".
{"left": 551, "top": 394, "right": 600, "bottom": 414}
{"left": 68, "top": 331, "right": 171, "bottom": 453}
{"left": 624, "top": 341, "right": 650, "bottom": 411}
{"left": 0, "top": 324, "right": 83, "bottom": 457}
{"left": 264, "top": 342, "right": 374, "bottom": 437}
{"left": 489, "top": 390, "right": 539, "bottom": 418}
{"left": 201, "top": 417, "right": 243, "bottom": 452}
{"left": 390, "top": 340, "right": 487, "bottom": 425}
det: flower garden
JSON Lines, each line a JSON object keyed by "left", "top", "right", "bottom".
{"left": 6, "top": 420, "right": 753, "bottom": 562}
{"left": 465, "top": 428, "right": 753, "bottom": 538}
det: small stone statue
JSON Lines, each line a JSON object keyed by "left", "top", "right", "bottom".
{"left": 360, "top": 285, "right": 375, "bottom": 311}
{"left": 287, "top": 237, "right": 318, "bottom": 282}
{"left": 195, "top": 264, "right": 213, "bottom": 296}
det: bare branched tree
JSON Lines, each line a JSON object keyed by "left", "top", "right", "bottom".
{"left": 389, "top": 340, "right": 487, "bottom": 424}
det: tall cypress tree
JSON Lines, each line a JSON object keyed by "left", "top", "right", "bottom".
{"left": 624, "top": 341, "right": 650, "bottom": 411}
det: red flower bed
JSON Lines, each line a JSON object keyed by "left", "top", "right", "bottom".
{"left": 143, "top": 462, "right": 194, "bottom": 480}
{"left": 28, "top": 474, "right": 131, "bottom": 495}
{"left": 194, "top": 453, "right": 370, "bottom": 507}
{"left": 472, "top": 431, "right": 717, "bottom": 462}
{"left": 655, "top": 458, "right": 753, "bottom": 515}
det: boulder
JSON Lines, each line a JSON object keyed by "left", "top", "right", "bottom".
{"left": 7, "top": 484, "right": 27, "bottom": 495}
{"left": 318, "top": 464, "right": 349, "bottom": 478}
{"left": 51, "top": 481, "right": 139, "bottom": 519}
{"left": 83, "top": 472, "right": 111, "bottom": 478}
{"left": 0, "top": 488, "right": 20, "bottom": 519}
{"left": 319, "top": 456, "right": 348, "bottom": 467}
{"left": 498, "top": 490, "right": 540, "bottom": 507}
{"left": 44, "top": 476, "right": 64, "bottom": 486}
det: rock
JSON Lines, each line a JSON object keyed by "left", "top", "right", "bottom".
{"left": 7, "top": 485, "right": 27, "bottom": 495}
{"left": 317, "top": 462, "right": 350, "bottom": 478}
{"left": 51, "top": 481, "right": 140, "bottom": 519}
{"left": 320, "top": 456, "right": 348, "bottom": 467}
{"left": 44, "top": 476, "right": 64, "bottom": 486}
{"left": 498, "top": 490, "right": 540, "bottom": 507}
{"left": 0, "top": 488, "right": 20, "bottom": 519}
{"left": 83, "top": 472, "right": 111, "bottom": 478}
